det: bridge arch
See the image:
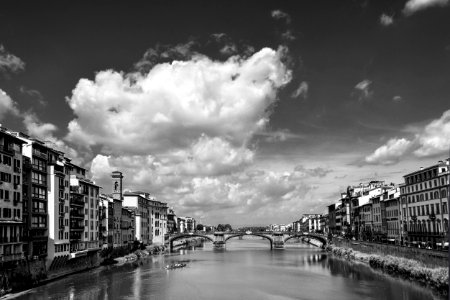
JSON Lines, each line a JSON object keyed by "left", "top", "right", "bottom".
{"left": 168, "top": 234, "right": 214, "bottom": 251}
{"left": 284, "top": 234, "right": 327, "bottom": 248}
{"left": 224, "top": 234, "right": 273, "bottom": 249}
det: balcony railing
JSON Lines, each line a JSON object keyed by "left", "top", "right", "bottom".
{"left": 0, "top": 236, "right": 22, "bottom": 243}
{"left": 1, "top": 252, "right": 24, "bottom": 262}
{"left": 32, "top": 179, "right": 47, "bottom": 186}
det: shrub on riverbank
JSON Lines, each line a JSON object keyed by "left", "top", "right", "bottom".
{"left": 326, "top": 245, "right": 448, "bottom": 295}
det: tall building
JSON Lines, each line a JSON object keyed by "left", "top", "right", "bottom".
{"left": 68, "top": 163, "right": 100, "bottom": 257}
{"left": 0, "top": 128, "right": 25, "bottom": 266}
{"left": 46, "top": 151, "right": 71, "bottom": 267}
{"left": 111, "top": 171, "right": 123, "bottom": 247}
{"left": 10, "top": 131, "right": 51, "bottom": 260}
{"left": 149, "top": 198, "right": 168, "bottom": 245}
{"left": 400, "top": 159, "right": 449, "bottom": 247}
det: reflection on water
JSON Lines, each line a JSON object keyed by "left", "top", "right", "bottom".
{"left": 9, "top": 239, "right": 444, "bottom": 300}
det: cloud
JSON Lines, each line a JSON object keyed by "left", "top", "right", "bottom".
{"left": 0, "top": 89, "right": 20, "bottom": 120}
{"left": 271, "top": 9, "right": 291, "bottom": 24}
{"left": 23, "top": 113, "right": 83, "bottom": 165}
{"left": 379, "top": 13, "right": 394, "bottom": 26}
{"left": 66, "top": 47, "right": 292, "bottom": 155}
{"left": 365, "top": 138, "right": 413, "bottom": 165}
{"left": 365, "top": 109, "right": 450, "bottom": 164}
{"left": 259, "top": 128, "right": 303, "bottom": 143}
{"left": 0, "top": 45, "right": 25, "bottom": 74}
{"left": 19, "top": 86, "right": 47, "bottom": 106}
{"left": 392, "top": 95, "right": 403, "bottom": 102}
{"left": 90, "top": 157, "right": 319, "bottom": 223}
{"left": 402, "top": 0, "right": 449, "bottom": 16}
{"left": 291, "top": 81, "right": 308, "bottom": 99}
{"left": 414, "top": 110, "right": 450, "bottom": 157}
{"left": 353, "top": 79, "right": 373, "bottom": 101}
{"left": 293, "top": 165, "right": 332, "bottom": 178}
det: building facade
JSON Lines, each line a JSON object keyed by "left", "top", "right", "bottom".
{"left": 0, "top": 129, "right": 25, "bottom": 266}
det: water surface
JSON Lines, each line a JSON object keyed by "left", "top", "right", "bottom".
{"left": 10, "top": 238, "right": 443, "bottom": 300}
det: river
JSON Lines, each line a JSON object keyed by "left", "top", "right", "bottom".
{"left": 8, "top": 238, "right": 444, "bottom": 300}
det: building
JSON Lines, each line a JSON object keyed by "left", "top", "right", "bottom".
{"left": 46, "top": 151, "right": 71, "bottom": 267}
{"left": 327, "top": 203, "right": 340, "bottom": 235}
{"left": 10, "top": 131, "right": 51, "bottom": 260}
{"left": 111, "top": 171, "right": 123, "bottom": 247}
{"left": 123, "top": 191, "right": 152, "bottom": 245}
{"left": 384, "top": 187, "right": 401, "bottom": 244}
{"left": 167, "top": 207, "right": 177, "bottom": 234}
{"left": 400, "top": 159, "right": 449, "bottom": 248}
{"left": 68, "top": 163, "right": 101, "bottom": 257}
{"left": 99, "top": 194, "right": 113, "bottom": 248}
{"left": 0, "top": 128, "right": 25, "bottom": 266}
{"left": 121, "top": 207, "right": 135, "bottom": 246}
{"left": 176, "top": 216, "right": 196, "bottom": 233}
{"left": 149, "top": 198, "right": 168, "bottom": 245}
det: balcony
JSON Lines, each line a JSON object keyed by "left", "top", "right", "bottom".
{"left": 0, "top": 236, "right": 22, "bottom": 243}
{"left": 32, "top": 208, "right": 47, "bottom": 214}
{"left": 32, "top": 179, "right": 47, "bottom": 186}
{"left": 70, "top": 198, "right": 85, "bottom": 207}
{"left": 70, "top": 186, "right": 83, "bottom": 195}
{"left": 70, "top": 212, "right": 84, "bottom": 219}
{"left": 70, "top": 225, "right": 84, "bottom": 231}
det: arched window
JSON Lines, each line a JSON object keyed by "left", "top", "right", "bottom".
{"left": 420, "top": 194, "right": 424, "bottom": 202}
{"left": 442, "top": 189, "right": 447, "bottom": 198}
{"left": 444, "top": 219, "right": 449, "bottom": 232}
{"left": 436, "top": 219, "right": 441, "bottom": 233}
{"left": 435, "top": 191, "right": 440, "bottom": 199}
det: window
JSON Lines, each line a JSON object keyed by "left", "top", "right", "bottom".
{"left": 2, "top": 155, "right": 12, "bottom": 166}
{"left": 0, "top": 172, "right": 12, "bottom": 183}
{"left": 436, "top": 203, "right": 440, "bottom": 215}
{"left": 442, "top": 189, "right": 447, "bottom": 198}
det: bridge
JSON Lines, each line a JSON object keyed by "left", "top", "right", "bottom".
{"left": 166, "top": 231, "right": 328, "bottom": 251}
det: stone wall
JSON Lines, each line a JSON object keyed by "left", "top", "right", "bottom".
{"left": 333, "top": 238, "right": 448, "bottom": 268}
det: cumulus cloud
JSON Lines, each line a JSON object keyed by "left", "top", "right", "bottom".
{"left": 365, "top": 138, "right": 413, "bottom": 165}
{"left": 365, "top": 109, "right": 450, "bottom": 164}
{"left": 379, "top": 13, "right": 394, "bottom": 26}
{"left": 23, "top": 113, "right": 83, "bottom": 165}
{"left": 291, "top": 81, "right": 308, "bottom": 99}
{"left": 403, "top": 0, "right": 449, "bottom": 15}
{"left": 353, "top": 79, "right": 373, "bottom": 101}
{"left": 66, "top": 47, "right": 292, "bottom": 155}
{"left": 0, "top": 45, "right": 25, "bottom": 74}
{"left": 414, "top": 110, "right": 450, "bottom": 157}
{"left": 0, "top": 89, "right": 20, "bottom": 120}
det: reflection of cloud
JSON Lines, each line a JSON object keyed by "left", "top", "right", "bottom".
{"left": 0, "top": 45, "right": 25, "bottom": 74}
{"left": 379, "top": 13, "right": 394, "bottom": 26}
{"left": 403, "top": 0, "right": 449, "bottom": 16}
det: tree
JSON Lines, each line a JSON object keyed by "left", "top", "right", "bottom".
{"left": 196, "top": 224, "right": 204, "bottom": 231}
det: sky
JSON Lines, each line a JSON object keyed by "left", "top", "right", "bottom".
{"left": 0, "top": 0, "right": 449, "bottom": 226}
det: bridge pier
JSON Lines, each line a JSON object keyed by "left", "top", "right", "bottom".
{"left": 214, "top": 232, "right": 225, "bottom": 249}
{"left": 273, "top": 232, "right": 284, "bottom": 249}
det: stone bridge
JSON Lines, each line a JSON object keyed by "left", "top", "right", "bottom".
{"left": 167, "top": 231, "right": 328, "bottom": 251}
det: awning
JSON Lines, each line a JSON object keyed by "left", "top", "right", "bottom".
{"left": 387, "top": 239, "right": 395, "bottom": 241}
{"left": 412, "top": 241, "right": 418, "bottom": 244}
{"left": 436, "top": 243, "right": 442, "bottom": 246}
{"left": 444, "top": 242, "right": 449, "bottom": 246}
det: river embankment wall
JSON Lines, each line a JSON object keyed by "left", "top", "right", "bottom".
{"left": 332, "top": 238, "right": 448, "bottom": 268}
{"left": 326, "top": 243, "right": 449, "bottom": 297}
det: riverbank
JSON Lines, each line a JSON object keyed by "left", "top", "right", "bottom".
{"left": 326, "top": 244, "right": 448, "bottom": 296}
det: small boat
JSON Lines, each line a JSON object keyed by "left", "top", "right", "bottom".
{"left": 165, "top": 263, "right": 187, "bottom": 270}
